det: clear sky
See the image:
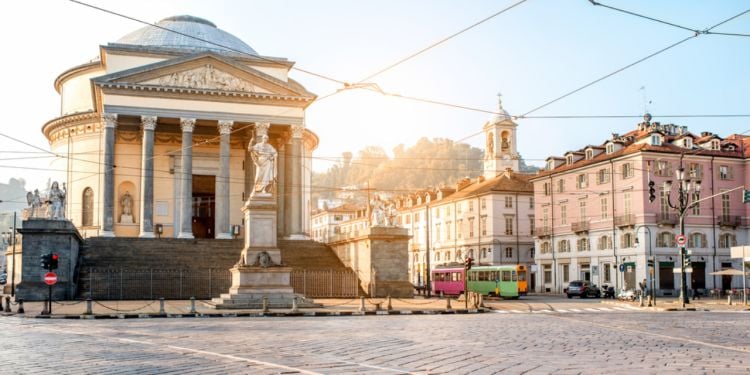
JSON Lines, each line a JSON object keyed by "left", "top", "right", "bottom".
{"left": 0, "top": 0, "right": 748, "bottom": 192}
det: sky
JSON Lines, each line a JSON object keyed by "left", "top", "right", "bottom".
{"left": 0, "top": 0, "right": 749, "bottom": 194}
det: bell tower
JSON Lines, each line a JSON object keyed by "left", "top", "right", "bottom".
{"left": 483, "top": 93, "right": 519, "bottom": 178}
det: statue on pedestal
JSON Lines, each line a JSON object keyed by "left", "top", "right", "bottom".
{"left": 249, "top": 134, "right": 277, "bottom": 197}
{"left": 48, "top": 181, "right": 66, "bottom": 220}
{"left": 25, "top": 189, "right": 42, "bottom": 218}
{"left": 370, "top": 195, "right": 386, "bottom": 226}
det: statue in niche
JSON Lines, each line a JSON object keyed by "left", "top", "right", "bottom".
{"left": 370, "top": 195, "right": 386, "bottom": 226}
{"left": 120, "top": 191, "right": 134, "bottom": 224}
{"left": 501, "top": 132, "right": 510, "bottom": 151}
{"left": 249, "top": 134, "right": 277, "bottom": 197}
{"left": 48, "top": 182, "right": 66, "bottom": 220}
{"left": 26, "top": 189, "right": 42, "bottom": 218}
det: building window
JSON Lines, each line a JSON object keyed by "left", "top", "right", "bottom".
{"left": 597, "top": 235, "right": 612, "bottom": 250}
{"left": 558, "top": 239, "right": 570, "bottom": 252}
{"left": 543, "top": 182, "right": 551, "bottom": 196}
{"left": 719, "top": 233, "right": 736, "bottom": 248}
{"left": 544, "top": 265, "right": 552, "bottom": 283}
{"left": 468, "top": 217, "right": 474, "bottom": 238}
{"left": 621, "top": 163, "right": 634, "bottom": 179}
{"left": 82, "top": 187, "right": 94, "bottom": 226}
{"left": 557, "top": 179, "right": 565, "bottom": 193}
{"left": 457, "top": 219, "right": 463, "bottom": 239}
{"left": 623, "top": 192, "right": 632, "bottom": 217}
{"left": 434, "top": 223, "right": 441, "bottom": 241}
{"left": 688, "top": 232, "right": 706, "bottom": 248}
{"left": 603, "top": 263, "right": 611, "bottom": 283}
{"left": 597, "top": 168, "right": 610, "bottom": 184}
{"left": 586, "top": 149, "right": 593, "bottom": 160}
{"left": 722, "top": 192, "right": 730, "bottom": 218}
{"left": 446, "top": 222, "right": 452, "bottom": 240}
{"left": 621, "top": 233, "right": 634, "bottom": 248}
{"left": 719, "top": 165, "right": 732, "bottom": 180}
{"left": 688, "top": 163, "right": 703, "bottom": 179}
{"left": 600, "top": 197, "right": 608, "bottom": 219}
{"left": 566, "top": 155, "right": 574, "bottom": 165}
{"left": 656, "top": 231, "right": 675, "bottom": 247}
{"left": 505, "top": 217, "right": 513, "bottom": 235}
{"left": 529, "top": 248, "right": 535, "bottom": 259}
{"left": 691, "top": 192, "right": 701, "bottom": 215}
{"left": 577, "top": 238, "right": 589, "bottom": 251}
{"left": 481, "top": 248, "right": 487, "bottom": 259}
{"left": 542, "top": 207, "right": 549, "bottom": 229}
{"left": 529, "top": 216, "right": 535, "bottom": 235}
{"left": 606, "top": 143, "right": 614, "bottom": 154}
{"left": 655, "top": 161, "right": 672, "bottom": 177}
{"left": 651, "top": 135, "right": 661, "bottom": 145}
{"left": 577, "top": 174, "right": 587, "bottom": 189}
{"left": 505, "top": 247, "right": 513, "bottom": 258}
{"left": 562, "top": 264, "right": 570, "bottom": 283}
{"left": 481, "top": 198, "right": 487, "bottom": 210}
{"left": 435, "top": 252, "right": 441, "bottom": 262}
{"left": 541, "top": 241, "right": 550, "bottom": 254}
{"left": 446, "top": 206, "right": 451, "bottom": 217}
{"left": 505, "top": 196, "right": 513, "bottom": 208}
{"left": 469, "top": 201, "right": 474, "bottom": 212}
{"left": 529, "top": 196, "right": 534, "bottom": 208}
{"left": 711, "top": 139, "right": 720, "bottom": 150}
{"left": 560, "top": 205, "right": 567, "bottom": 225}
{"left": 579, "top": 200, "right": 586, "bottom": 223}
{"left": 480, "top": 216, "right": 487, "bottom": 236}
{"left": 435, "top": 208, "right": 440, "bottom": 219}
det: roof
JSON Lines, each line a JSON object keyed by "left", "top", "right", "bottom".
{"left": 115, "top": 15, "right": 258, "bottom": 56}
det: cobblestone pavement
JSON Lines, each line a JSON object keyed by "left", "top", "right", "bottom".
{"left": 1, "top": 300, "right": 749, "bottom": 374}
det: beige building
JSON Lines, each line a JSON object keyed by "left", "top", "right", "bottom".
{"left": 43, "top": 15, "right": 318, "bottom": 239}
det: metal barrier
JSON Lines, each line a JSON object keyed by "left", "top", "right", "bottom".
{"left": 82, "top": 268, "right": 358, "bottom": 300}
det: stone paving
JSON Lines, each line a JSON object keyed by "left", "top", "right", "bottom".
{"left": 0, "top": 295, "right": 749, "bottom": 374}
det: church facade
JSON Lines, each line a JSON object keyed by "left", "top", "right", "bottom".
{"left": 43, "top": 15, "right": 318, "bottom": 239}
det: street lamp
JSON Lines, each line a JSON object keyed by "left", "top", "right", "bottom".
{"left": 634, "top": 225, "right": 655, "bottom": 305}
{"left": 663, "top": 165, "right": 701, "bottom": 308}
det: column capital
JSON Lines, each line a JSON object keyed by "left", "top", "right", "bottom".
{"left": 254, "top": 122, "right": 270, "bottom": 137}
{"left": 180, "top": 118, "right": 196, "bottom": 133}
{"left": 218, "top": 120, "right": 234, "bottom": 135}
{"left": 102, "top": 113, "right": 118, "bottom": 128}
{"left": 291, "top": 123, "right": 304, "bottom": 139}
{"left": 141, "top": 115, "right": 158, "bottom": 131}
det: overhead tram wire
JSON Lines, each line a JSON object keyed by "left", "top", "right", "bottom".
{"left": 357, "top": 0, "right": 528, "bottom": 83}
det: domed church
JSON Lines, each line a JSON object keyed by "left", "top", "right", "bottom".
{"left": 44, "top": 15, "right": 318, "bottom": 239}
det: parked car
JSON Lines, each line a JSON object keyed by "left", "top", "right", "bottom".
{"left": 0, "top": 273, "right": 6, "bottom": 285}
{"left": 566, "top": 280, "right": 600, "bottom": 298}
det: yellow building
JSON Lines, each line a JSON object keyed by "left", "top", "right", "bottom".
{"left": 43, "top": 15, "right": 317, "bottom": 239}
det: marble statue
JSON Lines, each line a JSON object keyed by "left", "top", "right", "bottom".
{"left": 370, "top": 195, "right": 386, "bottom": 226}
{"left": 385, "top": 202, "right": 399, "bottom": 227}
{"left": 249, "top": 134, "right": 277, "bottom": 196}
{"left": 48, "top": 181, "right": 66, "bottom": 220}
{"left": 25, "top": 189, "right": 42, "bottom": 218}
{"left": 120, "top": 191, "right": 134, "bottom": 224}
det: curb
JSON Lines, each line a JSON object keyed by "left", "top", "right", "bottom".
{"left": 15, "top": 308, "right": 489, "bottom": 320}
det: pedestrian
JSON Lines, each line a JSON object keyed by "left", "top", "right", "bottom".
{"left": 639, "top": 278, "right": 647, "bottom": 298}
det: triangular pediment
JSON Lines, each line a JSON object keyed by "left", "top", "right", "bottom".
{"left": 94, "top": 53, "right": 314, "bottom": 99}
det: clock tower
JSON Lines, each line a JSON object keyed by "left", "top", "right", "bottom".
{"left": 483, "top": 94, "right": 519, "bottom": 178}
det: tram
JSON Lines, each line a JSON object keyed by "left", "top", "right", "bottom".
{"left": 431, "top": 264, "right": 527, "bottom": 298}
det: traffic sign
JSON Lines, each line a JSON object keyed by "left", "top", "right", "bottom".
{"left": 619, "top": 264, "right": 625, "bottom": 272}
{"left": 44, "top": 272, "right": 57, "bottom": 285}
{"left": 675, "top": 234, "right": 687, "bottom": 246}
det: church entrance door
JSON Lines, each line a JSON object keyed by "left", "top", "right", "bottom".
{"left": 192, "top": 175, "right": 215, "bottom": 239}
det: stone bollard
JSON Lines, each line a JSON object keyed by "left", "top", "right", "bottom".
{"left": 728, "top": 295, "right": 733, "bottom": 306}
{"left": 647, "top": 295, "right": 652, "bottom": 307}
{"left": 639, "top": 294, "right": 644, "bottom": 307}
{"left": 189, "top": 297, "right": 196, "bottom": 314}
{"left": 85, "top": 298, "right": 93, "bottom": 315}
{"left": 387, "top": 295, "right": 392, "bottom": 311}
{"left": 446, "top": 297, "right": 452, "bottom": 310}
{"left": 4, "top": 296, "right": 10, "bottom": 313}
{"left": 262, "top": 297, "right": 269, "bottom": 313}
{"left": 290, "top": 297, "right": 299, "bottom": 313}
{"left": 478, "top": 294, "right": 484, "bottom": 308}
{"left": 17, "top": 299, "right": 24, "bottom": 314}
{"left": 359, "top": 296, "right": 366, "bottom": 312}
{"left": 159, "top": 298, "right": 165, "bottom": 314}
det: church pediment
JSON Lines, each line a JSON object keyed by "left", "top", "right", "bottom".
{"left": 94, "top": 53, "right": 314, "bottom": 99}
{"left": 140, "top": 63, "right": 271, "bottom": 94}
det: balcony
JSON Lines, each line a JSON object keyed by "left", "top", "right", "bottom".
{"left": 571, "top": 220, "right": 589, "bottom": 234}
{"left": 656, "top": 213, "right": 677, "bottom": 227}
{"left": 536, "top": 226, "right": 552, "bottom": 238}
{"left": 614, "top": 214, "right": 635, "bottom": 228}
{"left": 717, "top": 215, "right": 741, "bottom": 228}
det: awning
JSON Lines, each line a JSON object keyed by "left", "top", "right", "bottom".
{"left": 659, "top": 261, "right": 674, "bottom": 267}
{"left": 709, "top": 268, "right": 749, "bottom": 276}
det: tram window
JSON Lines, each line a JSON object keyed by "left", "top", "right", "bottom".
{"left": 512, "top": 270, "right": 517, "bottom": 282}
{"left": 502, "top": 271, "right": 511, "bottom": 282}
{"left": 518, "top": 272, "right": 526, "bottom": 281}
{"left": 452, "top": 273, "right": 461, "bottom": 282}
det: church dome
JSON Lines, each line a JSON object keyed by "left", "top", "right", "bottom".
{"left": 490, "top": 94, "right": 511, "bottom": 123}
{"left": 114, "top": 15, "right": 258, "bottom": 55}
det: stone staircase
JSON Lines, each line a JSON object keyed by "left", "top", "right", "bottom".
{"left": 277, "top": 239, "right": 349, "bottom": 270}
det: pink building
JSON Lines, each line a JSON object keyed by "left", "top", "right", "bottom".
{"left": 532, "top": 117, "right": 748, "bottom": 296}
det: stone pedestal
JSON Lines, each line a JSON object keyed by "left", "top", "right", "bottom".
{"left": 207, "top": 195, "right": 318, "bottom": 309}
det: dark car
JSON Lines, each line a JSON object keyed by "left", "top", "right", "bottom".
{"left": 566, "top": 280, "right": 600, "bottom": 298}
{"left": 0, "top": 273, "right": 6, "bottom": 285}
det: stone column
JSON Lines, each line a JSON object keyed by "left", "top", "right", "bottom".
{"left": 139, "top": 115, "right": 157, "bottom": 238}
{"left": 100, "top": 113, "right": 117, "bottom": 237}
{"left": 276, "top": 140, "right": 286, "bottom": 237}
{"left": 288, "top": 123, "right": 305, "bottom": 239}
{"left": 177, "top": 118, "right": 195, "bottom": 239}
{"left": 216, "top": 120, "right": 233, "bottom": 239}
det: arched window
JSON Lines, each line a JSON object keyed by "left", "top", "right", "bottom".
{"left": 481, "top": 248, "right": 487, "bottom": 259}
{"left": 82, "top": 187, "right": 94, "bottom": 227}
{"left": 541, "top": 241, "right": 550, "bottom": 254}
{"left": 688, "top": 232, "right": 707, "bottom": 248}
{"left": 656, "top": 231, "right": 675, "bottom": 247}
{"left": 435, "top": 252, "right": 441, "bottom": 262}
{"left": 446, "top": 251, "right": 452, "bottom": 262}
{"left": 719, "top": 233, "right": 737, "bottom": 248}
{"left": 456, "top": 249, "right": 463, "bottom": 260}
{"left": 468, "top": 249, "right": 474, "bottom": 259}
{"left": 597, "top": 235, "right": 612, "bottom": 250}
{"left": 621, "top": 233, "right": 634, "bottom": 248}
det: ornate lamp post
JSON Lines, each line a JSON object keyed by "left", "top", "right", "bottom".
{"left": 663, "top": 165, "right": 701, "bottom": 308}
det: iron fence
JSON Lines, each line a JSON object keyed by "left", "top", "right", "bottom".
{"left": 81, "top": 268, "right": 359, "bottom": 300}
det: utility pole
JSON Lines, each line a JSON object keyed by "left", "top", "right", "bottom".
{"left": 11, "top": 211, "right": 17, "bottom": 297}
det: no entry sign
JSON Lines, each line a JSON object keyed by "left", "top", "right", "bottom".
{"left": 675, "top": 234, "right": 687, "bottom": 246}
{"left": 44, "top": 272, "right": 57, "bottom": 285}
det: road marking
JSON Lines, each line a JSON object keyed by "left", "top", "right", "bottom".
{"left": 584, "top": 308, "right": 600, "bottom": 312}
{"left": 569, "top": 309, "right": 583, "bottom": 312}
{"left": 556, "top": 309, "right": 569, "bottom": 313}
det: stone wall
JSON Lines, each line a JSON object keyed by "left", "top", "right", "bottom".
{"left": 16, "top": 219, "right": 82, "bottom": 301}
{"left": 329, "top": 226, "right": 412, "bottom": 297}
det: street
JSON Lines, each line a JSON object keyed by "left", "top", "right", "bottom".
{"left": 1, "top": 296, "right": 749, "bottom": 374}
